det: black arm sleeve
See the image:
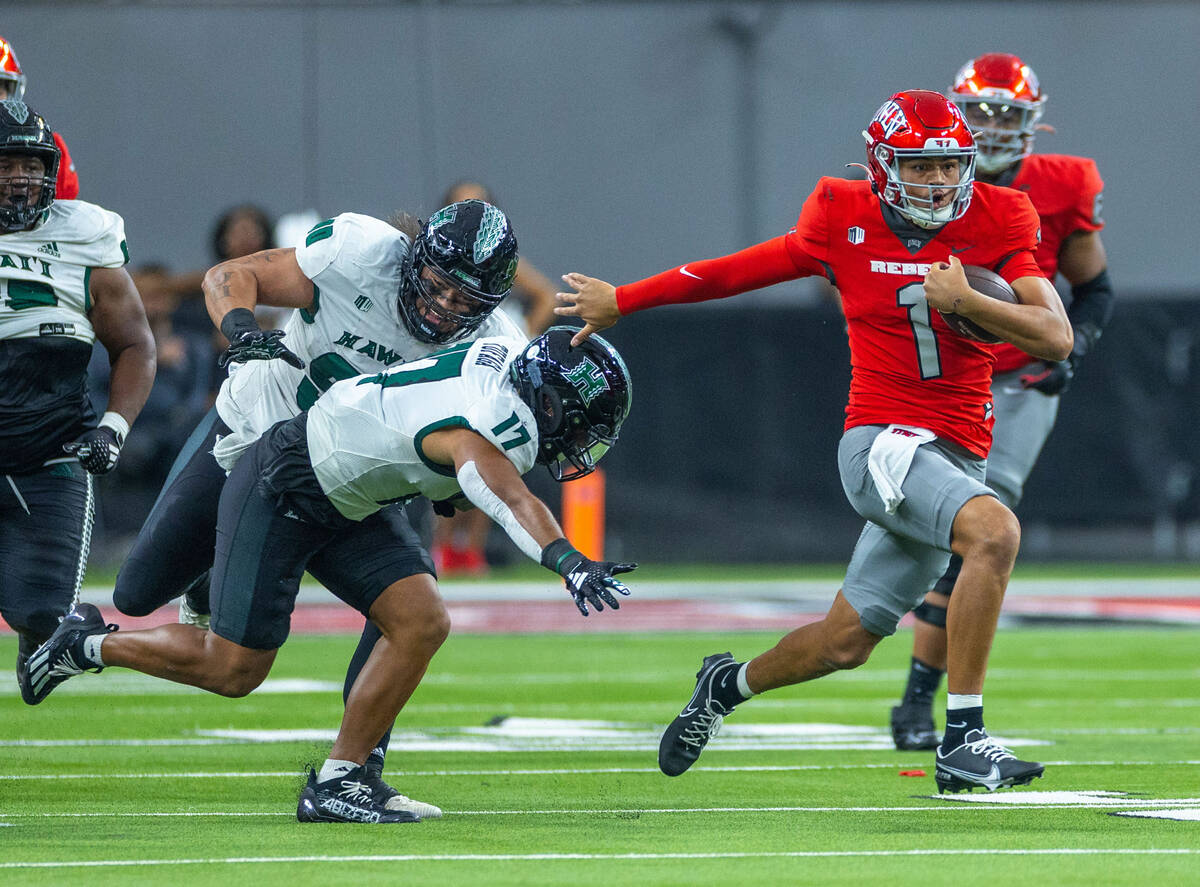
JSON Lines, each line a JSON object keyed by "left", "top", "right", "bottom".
{"left": 1067, "top": 268, "right": 1114, "bottom": 358}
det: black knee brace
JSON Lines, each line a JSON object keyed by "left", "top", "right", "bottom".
{"left": 912, "top": 600, "right": 947, "bottom": 628}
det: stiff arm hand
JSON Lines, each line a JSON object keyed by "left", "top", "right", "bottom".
{"left": 554, "top": 273, "right": 621, "bottom": 346}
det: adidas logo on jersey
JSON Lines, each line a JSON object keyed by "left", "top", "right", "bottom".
{"left": 37, "top": 242, "right": 60, "bottom": 258}
{"left": 354, "top": 295, "right": 373, "bottom": 312}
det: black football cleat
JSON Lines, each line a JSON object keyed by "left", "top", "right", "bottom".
{"left": 20, "top": 603, "right": 117, "bottom": 705}
{"left": 361, "top": 756, "right": 443, "bottom": 819}
{"left": 934, "top": 729, "right": 1045, "bottom": 793}
{"left": 658, "top": 652, "right": 738, "bottom": 777}
{"left": 890, "top": 702, "right": 939, "bottom": 751}
{"left": 296, "top": 767, "right": 421, "bottom": 823}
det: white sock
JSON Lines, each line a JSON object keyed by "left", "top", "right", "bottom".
{"left": 82, "top": 634, "right": 107, "bottom": 668}
{"left": 736, "top": 662, "right": 755, "bottom": 699}
{"left": 317, "top": 759, "right": 359, "bottom": 783}
{"left": 947, "top": 693, "right": 982, "bottom": 710}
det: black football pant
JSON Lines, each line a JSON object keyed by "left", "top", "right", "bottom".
{"left": 0, "top": 463, "right": 93, "bottom": 652}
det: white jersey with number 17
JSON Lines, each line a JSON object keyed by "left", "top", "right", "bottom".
{"left": 306, "top": 335, "right": 538, "bottom": 521}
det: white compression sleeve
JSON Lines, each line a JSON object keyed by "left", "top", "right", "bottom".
{"left": 455, "top": 460, "right": 542, "bottom": 563}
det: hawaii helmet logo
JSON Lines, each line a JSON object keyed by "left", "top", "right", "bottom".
{"left": 428, "top": 206, "right": 456, "bottom": 230}
{"left": 1, "top": 99, "right": 29, "bottom": 124}
{"left": 473, "top": 204, "right": 509, "bottom": 264}
{"left": 563, "top": 357, "right": 609, "bottom": 406}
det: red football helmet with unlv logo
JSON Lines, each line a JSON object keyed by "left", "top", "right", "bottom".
{"left": 862, "top": 89, "right": 977, "bottom": 229}
{"left": 949, "top": 53, "right": 1046, "bottom": 175}
{"left": 0, "top": 36, "right": 26, "bottom": 102}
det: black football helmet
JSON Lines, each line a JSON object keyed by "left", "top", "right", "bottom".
{"left": 0, "top": 100, "right": 58, "bottom": 232}
{"left": 510, "top": 326, "right": 633, "bottom": 481}
{"left": 399, "top": 199, "right": 518, "bottom": 344}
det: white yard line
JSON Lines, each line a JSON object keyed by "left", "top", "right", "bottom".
{"left": 1, "top": 848, "right": 1197, "bottom": 870}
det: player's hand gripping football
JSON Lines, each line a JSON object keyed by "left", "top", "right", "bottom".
{"left": 63, "top": 427, "right": 122, "bottom": 475}
{"left": 922, "top": 255, "right": 973, "bottom": 315}
{"left": 555, "top": 273, "right": 621, "bottom": 346}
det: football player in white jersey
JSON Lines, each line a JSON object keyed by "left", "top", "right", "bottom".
{"left": 26, "top": 328, "right": 637, "bottom": 824}
{"left": 111, "top": 199, "right": 526, "bottom": 814}
{"left": 0, "top": 101, "right": 154, "bottom": 703}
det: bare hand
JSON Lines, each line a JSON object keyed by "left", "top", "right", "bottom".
{"left": 555, "top": 273, "right": 620, "bottom": 346}
{"left": 922, "top": 255, "right": 972, "bottom": 314}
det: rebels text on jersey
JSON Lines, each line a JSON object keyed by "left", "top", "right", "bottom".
{"left": 615, "top": 178, "right": 1043, "bottom": 457}
{"left": 991, "top": 154, "right": 1104, "bottom": 374}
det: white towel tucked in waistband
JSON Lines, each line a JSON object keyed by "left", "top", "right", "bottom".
{"left": 867, "top": 424, "right": 936, "bottom": 514}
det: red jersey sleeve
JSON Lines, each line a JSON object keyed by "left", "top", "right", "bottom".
{"left": 53, "top": 131, "right": 79, "bottom": 200}
{"left": 615, "top": 234, "right": 823, "bottom": 315}
{"left": 1063, "top": 157, "right": 1104, "bottom": 235}
{"left": 995, "top": 190, "right": 1043, "bottom": 285}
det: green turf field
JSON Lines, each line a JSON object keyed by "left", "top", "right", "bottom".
{"left": 2, "top": 625, "right": 1197, "bottom": 885}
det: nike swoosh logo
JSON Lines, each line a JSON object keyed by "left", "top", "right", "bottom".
{"left": 950, "top": 245, "right": 974, "bottom": 254}
{"left": 939, "top": 763, "right": 1002, "bottom": 785}
{"left": 679, "top": 265, "right": 702, "bottom": 280}
{"left": 947, "top": 721, "right": 967, "bottom": 729}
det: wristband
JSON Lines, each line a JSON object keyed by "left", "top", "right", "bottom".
{"left": 219, "top": 307, "right": 260, "bottom": 342}
{"left": 99, "top": 411, "right": 129, "bottom": 447}
{"left": 540, "top": 537, "right": 583, "bottom": 576}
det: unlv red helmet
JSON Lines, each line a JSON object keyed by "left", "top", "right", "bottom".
{"left": 0, "top": 36, "right": 26, "bottom": 102}
{"left": 862, "top": 90, "right": 977, "bottom": 229}
{"left": 950, "top": 53, "right": 1046, "bottom": 175}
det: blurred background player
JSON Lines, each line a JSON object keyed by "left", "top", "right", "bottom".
{"left": 0, "top": 102, "right": 154, "bottom": 701}
{"left": 557, "top": 89, "right": 1072, "bottom": 792}
{"left": 433, "top": 180, "right": 556, "bottom": 575}
{"left": 889, "top": 54, "right": 1114, "bottom": 751}
{"left": 0, "top": 35, "right": 79, "bottom": 200}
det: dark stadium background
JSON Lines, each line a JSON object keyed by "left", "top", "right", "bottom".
{"left": 5, "top": 0, "right": 1196, "bottom": 563}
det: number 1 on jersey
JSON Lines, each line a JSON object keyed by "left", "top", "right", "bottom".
{"left": 897, "top": 283, "right": 943, "bottom": 380}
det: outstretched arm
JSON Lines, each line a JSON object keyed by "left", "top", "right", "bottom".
{"left": 555, "top": 235, "right": 814, "bottom": 346}
{"left": 422, "top": 427, "right": 636, "bottom": 615}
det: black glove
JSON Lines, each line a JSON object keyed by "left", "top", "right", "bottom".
{"left": 63, "top": 426, "right": 123, "bottom": 475}
{"left": 541, "top": 538, "right": 636, "bottom": 617}
{"left": 1020, "top": 358, "right": 1074, "bottom": 395}
{"left": 217, "top": 308, "right": 305, "bottom": 370}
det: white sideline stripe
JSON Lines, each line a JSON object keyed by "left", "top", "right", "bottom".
{"left": 2, "top": 849, "right": 1197, "bottom": 869}
{"left": 3, "top": 760, "right": 1200, "bottom": 780}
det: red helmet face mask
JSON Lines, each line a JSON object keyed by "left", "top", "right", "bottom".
{"left": 862, "top": 89, "right": 977, "bottom": 229}
{"left": 0, "top": 37, "right": 26, "bottom": 103}
{"left": 949, "top": 53, "right": 1046, "bottom": 175}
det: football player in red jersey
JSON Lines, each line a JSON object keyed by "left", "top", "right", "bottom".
{"left": 0, "top": 35, "right": 80, "bottom": 199}
{"left": 888, "top": 55, "right": 1114, "bottom": 752}
{"left": 556, "top": 89, "right": 1072, "bottom": 792}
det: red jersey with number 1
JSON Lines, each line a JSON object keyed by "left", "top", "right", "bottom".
{"left": 791, "top": 178, "right": 1041, "bottom": 455}
{"left": 991, "top": 153, "right": 1103, "bottom": 373}
{"left": 615, "top": 177, "right": 1043, "bottom": 456}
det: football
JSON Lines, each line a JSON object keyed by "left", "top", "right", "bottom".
{"left": 938, "top": 265, "right": 1019, "bottom": 344}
